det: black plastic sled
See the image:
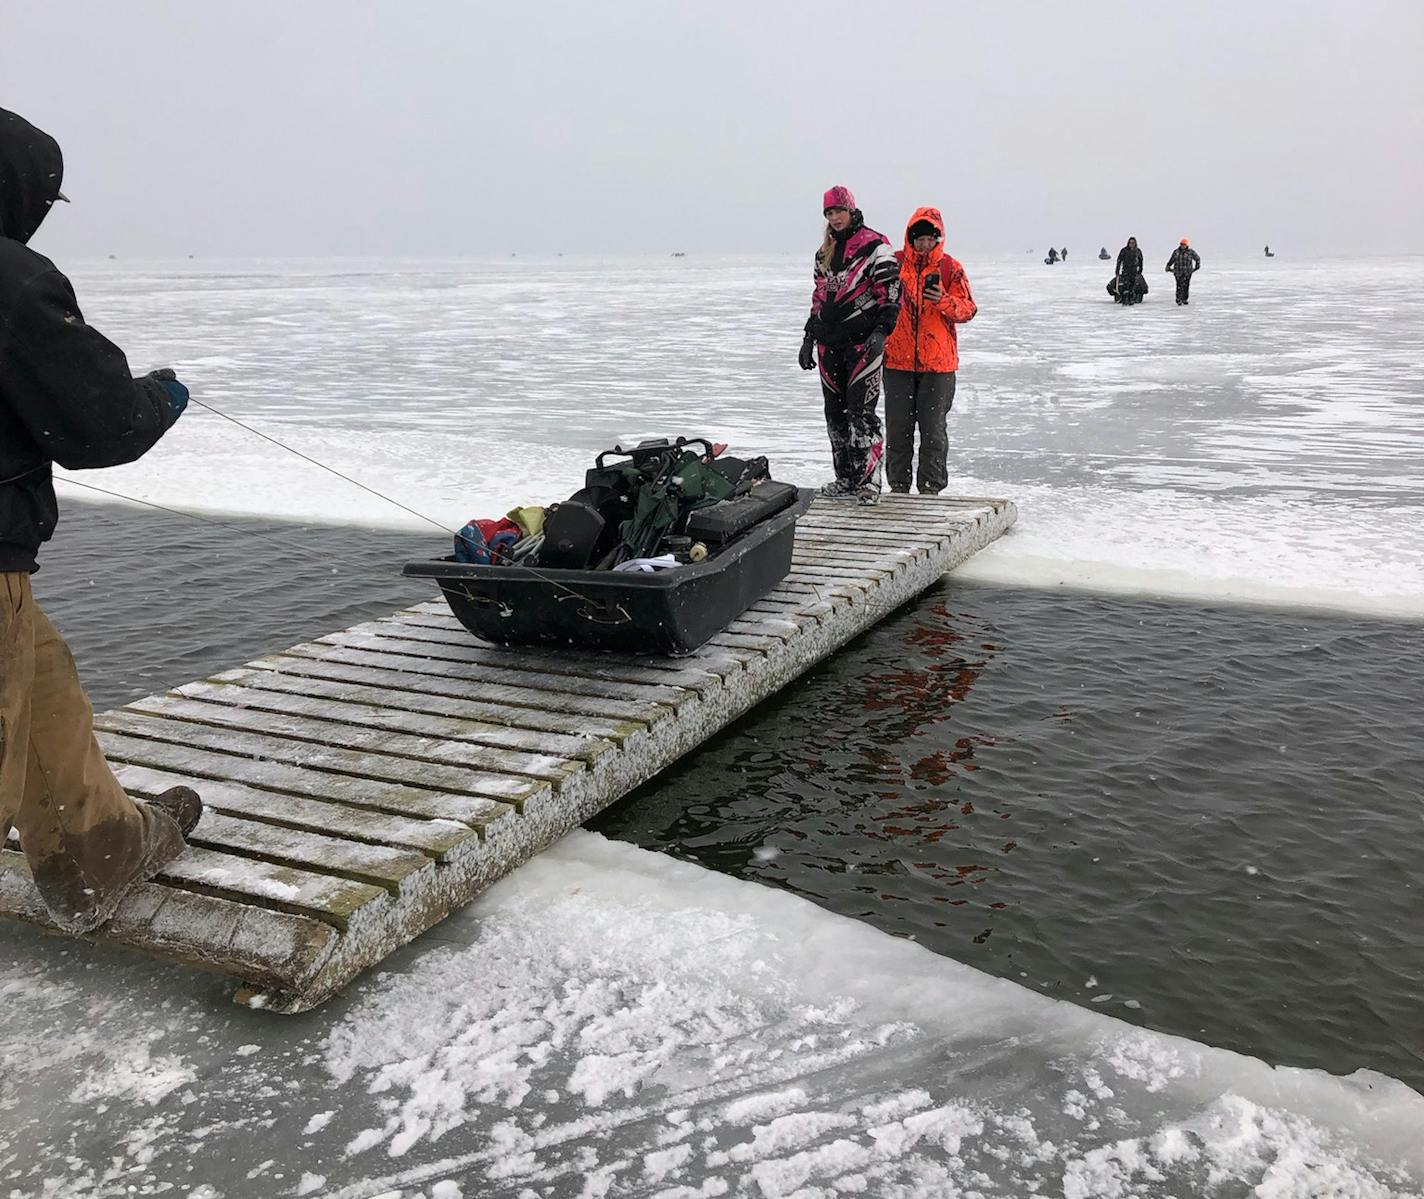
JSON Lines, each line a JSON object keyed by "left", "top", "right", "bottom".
{"left": 1107, "top": 275, "right": 1148, "bottom": 304}
{"left": 405, "top": 486, "right": 814, "bottom": 657}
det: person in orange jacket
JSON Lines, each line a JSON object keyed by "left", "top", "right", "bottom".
{"left": 883, "top": 208, "right": 977, "bottom": 495}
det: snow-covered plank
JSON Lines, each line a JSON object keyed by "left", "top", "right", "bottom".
{"left": 796, "top": 522, "right": 955, "bottom": 546}
{"left": 278, "top": 644, "right": 673, "bottom": 724}
{"left": 724, "top": 615, "right": 801, "bottom": 640}
{"left": 125, "top": 693, "right": 584, "bottom": 785}
{"left": 748, "top": 599, "right": 835, "bottom": 624}
{"left": 186, "top": 811, "right": 434, "bottom": 892}
{"left": 793, "top": 539, "right": 924, "bottom": 567}
{"left": 786, "top": 561, "right": 896, "bottom": 583}
{"left": 351, "top": 617, "right": 735, "bottom": 689}
{"left": 113, "top": 762, "right": 474, "bottom": 859}
{"left": 0, "top": 851, "right": 337, "bottom": 993}
{"left": 97, "top": 731, "right": 519, "bottom": 826}
{"left": 769, "top": 578, "right": 866, "bottom": 602}
{"left": 393, "top": 606, "right": 756, "bottom": 675}
{"left": 157, "top": 845, "right": 387, "bottom": 929}
{"left": 197, "top": 667, "right": 624, "bottom": 757}
{"left": 312, "top": 633, "right": 702, "bottom": 709}
{"left": 319, "top": 629, "right": 722, "bottom": 703}
{"left": 390, "top": 606, "right": 738, "bottom": 658}
{"left": 747, "top": 596, "right": 827, "bottom": 616}
{"left": 0, "top": 834, "right": 384, "bottom": 932}
{"left": 238, "top": 653, "right": 649, "bottom": 740}
{"left": 797, "top": 508, "right": 965, "bottom": 529}
{"left": 94, "top": 711, "right": 543, "bottom": 803}
{"left": 796, "top": 512, "right": 953, "bottom": 535}
{"left": 707, "top": 630, "right": 783, "bottom": 652}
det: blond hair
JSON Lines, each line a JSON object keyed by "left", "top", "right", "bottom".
{"left": 816, "top": 222, "right": 835, "bottom": 271}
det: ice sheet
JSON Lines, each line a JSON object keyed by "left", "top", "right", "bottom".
{"left": 57, "top": 254, "right": 1424, "bottom": 617}
{"left": 0, "top": 833, "right": 1418, "bottom": 1197}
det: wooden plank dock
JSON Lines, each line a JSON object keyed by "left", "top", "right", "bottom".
{"left": 0, "top": 495, "right": 1016, "bottom": 1011}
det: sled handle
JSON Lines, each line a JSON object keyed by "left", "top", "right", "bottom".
{"left": 596, "top": 437, "right": 715, "bottom": 470}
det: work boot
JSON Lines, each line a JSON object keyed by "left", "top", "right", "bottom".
{"left": 889, "top": 485, "right": 911, "bottom": 494}
{"left": 855, "top": 485, "right": 881, "bottom": 507}
{"left": 30, "top": 797, "right": 192, "bottom": 936}
{"left": 818, "top": 478, "right": 855, "bottom": 499}
{"left": 148, "top": 786, "right": 203, "bottom": 838}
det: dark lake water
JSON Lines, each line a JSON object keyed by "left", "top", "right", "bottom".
{"left": 32, "top": 500, "right": 1424, "bottom": 1094}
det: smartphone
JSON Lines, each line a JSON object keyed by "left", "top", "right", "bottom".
{"left": 924, "top": 272, "right": 941, "bottom": 291}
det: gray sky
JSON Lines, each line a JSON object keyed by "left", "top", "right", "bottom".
{"left": 4, "top": 0, "right": 1422, "bottom": 259}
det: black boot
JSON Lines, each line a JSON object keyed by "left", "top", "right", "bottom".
{"left": 147, "top": 786, "right": 203, "bottom": 838}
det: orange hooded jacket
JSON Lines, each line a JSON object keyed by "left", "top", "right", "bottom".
{"left": 885, "top": 207, "right": 976, "bottom": 374}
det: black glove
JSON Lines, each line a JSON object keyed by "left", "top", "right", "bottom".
{"left": 863, "top": 330, "right": 887, "bottom": 362}
{"left": 798, "top": 335, "right": 816, "bottom": 371}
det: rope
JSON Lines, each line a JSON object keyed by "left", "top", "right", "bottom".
{"left": 178, "top": 399, "right": 613, "bottom": 611}
{"left": 54, "top": 477, "right": 405, "bottom": 580}
{"left": 190, "top": 399, "right": 461, "bottom": 538}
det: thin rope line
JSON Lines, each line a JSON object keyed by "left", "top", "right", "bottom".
{"left": 54, "top": 477, "right": 402, "bottom": 579}
{"left": 186, "top": 399, "right": 611, "bottom": 610}
{"left": 190, "top": 398, "right": 457, "bottom": 537}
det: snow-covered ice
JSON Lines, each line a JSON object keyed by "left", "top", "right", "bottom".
{"left": 59, "top": 254, "right": 1424, "bottom": 618}
{"left": 1, "top": 834, "right": 1419, "bottom": 1196}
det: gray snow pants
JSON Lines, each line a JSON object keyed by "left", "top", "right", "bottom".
{"left": 884, "top": 370, "right": 956, "bottom": 494}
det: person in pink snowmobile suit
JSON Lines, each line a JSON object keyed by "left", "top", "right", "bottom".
{"left": 798, "top": 185, "right": 901, "bottom": 506}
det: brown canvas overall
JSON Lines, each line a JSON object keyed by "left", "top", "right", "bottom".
{"left": 0, "top": 571, "right": 182, "bottom": 933}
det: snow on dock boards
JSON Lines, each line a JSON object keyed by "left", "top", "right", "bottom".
{"left": 0, "top": 494, "right": 1016, "bottom": 1011}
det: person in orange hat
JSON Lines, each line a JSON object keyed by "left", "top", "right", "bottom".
{"left": 1165, "top": 238, "right": 1202, "bottom": 305}
{"left": 882, "top": 208, "right": 977, "bottom": 495}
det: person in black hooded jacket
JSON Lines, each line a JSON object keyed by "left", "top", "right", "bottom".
{"left": 1112, "top": 237, "right": 1146, "bottom": 304}
{"left": 0, "top": 106, "right": 203, "bottom": 935}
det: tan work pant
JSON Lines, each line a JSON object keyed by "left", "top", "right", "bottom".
{"left": 0, "top": 571, "right": 183, "bottom": 933}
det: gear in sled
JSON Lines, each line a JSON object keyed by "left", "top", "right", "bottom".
{"left": 405, "top": 437, "right": 813, "bottom": 655}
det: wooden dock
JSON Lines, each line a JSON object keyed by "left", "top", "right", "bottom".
{"left": 0, "top": 495, "right": 1016, "bottom": 1011}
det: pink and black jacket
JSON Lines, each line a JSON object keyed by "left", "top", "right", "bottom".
{"left": 804, "top": 211, "right": 901, "bottom": 349}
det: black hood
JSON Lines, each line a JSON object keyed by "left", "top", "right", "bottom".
{"left": 0, "top": 108, "right": 64, "bottom": 245}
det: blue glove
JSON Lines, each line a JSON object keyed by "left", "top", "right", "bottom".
{"left": 149, "top": 369, "right": 189, "bottom": 421}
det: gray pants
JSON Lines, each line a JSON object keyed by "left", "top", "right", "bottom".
{"left": 884, "top": 370, "right": 956, "bottom": 494}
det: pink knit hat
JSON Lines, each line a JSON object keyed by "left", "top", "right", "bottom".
{"left": 822, "top": 185, "right": 855, "bottom": 214}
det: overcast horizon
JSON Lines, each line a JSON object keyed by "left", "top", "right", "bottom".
{"left": 5, "top": 0, "right": 1422, "bottom": 261}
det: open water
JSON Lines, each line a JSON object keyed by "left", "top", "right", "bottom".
{"left": 34, "top": 498, "right": 1424, "bottom": 1093}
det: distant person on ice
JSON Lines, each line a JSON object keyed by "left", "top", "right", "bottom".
{"left": 884, "top": 208, "right": 976, "bottom": 496}
{"left": 1165, "top": 238, "right": 1202, "bottom": 305}
{"left": 0, "top": 107, "right": 202, "bottom": 935}
{"left": 799, "top": 185, "right": 900, "bottom": 506}
{"left": 1264, "top": 245, "right": 1275, "bottom": 258}
{"left": 1045, "top": 247, "right": 1059, "bottom": 264}
{"left": 1061, "top": 247, "right": 1068, "bottom": 260}
{"left": 1110, "top": 236, "right": 1147, "bottom": 304}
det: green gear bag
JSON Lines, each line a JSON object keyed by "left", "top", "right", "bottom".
{"left": 618, "top": 451, "right": 736, "bottom": 560}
